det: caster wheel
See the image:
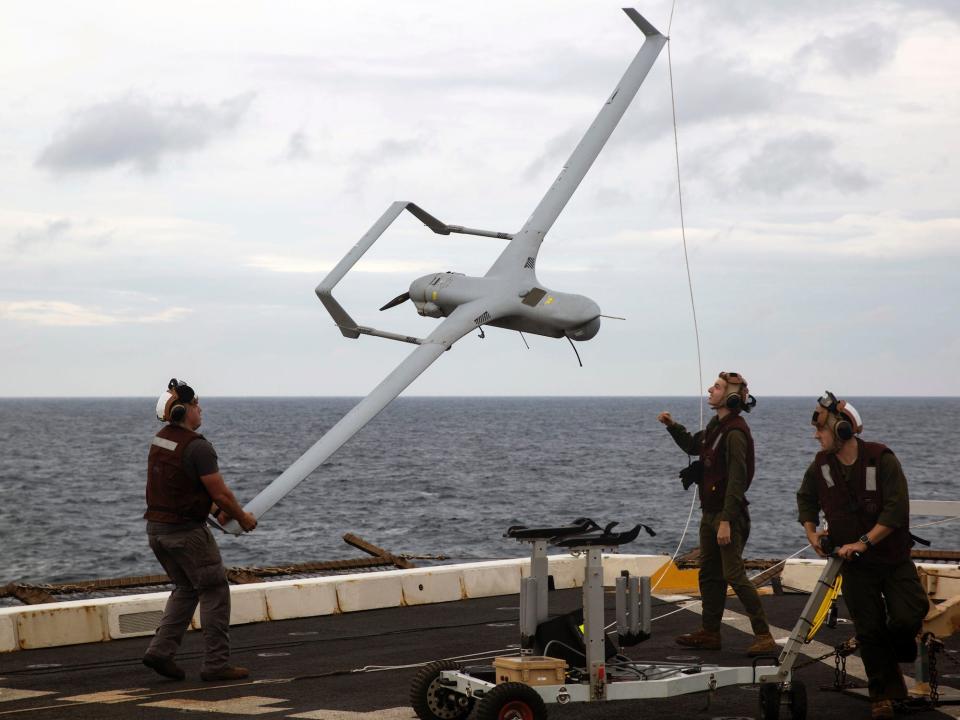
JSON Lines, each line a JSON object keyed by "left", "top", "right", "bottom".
{"left": 789, "top": 679, "right": 807, "bottom": 720}
{"left": 476, "top": 682, "right": 548, "bottom": 720}
{"left": 759, "top": 682, "right": 781, "bottom": 720}
{"left": 410, "top": 660, "right": 474, "bottom": 720}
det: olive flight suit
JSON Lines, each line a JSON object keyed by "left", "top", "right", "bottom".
{"left": 797, "top": 442, "right": 929, "bottom": 703}
{"left": 668, "top": 416, "right": 771, "bottom": 637}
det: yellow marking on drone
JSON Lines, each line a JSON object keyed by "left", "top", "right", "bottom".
{"left": 806, "top": 574, "right": 843, "bottom": 642}
{"left": 432, "top": 291, "right": 438, "bottom": 301}
{"left": 545, "top": 296, "right": 555, "bottom": 304}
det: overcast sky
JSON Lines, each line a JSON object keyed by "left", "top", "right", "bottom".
{"left": 1, "top": 0, "right": 958, "bottom": 398}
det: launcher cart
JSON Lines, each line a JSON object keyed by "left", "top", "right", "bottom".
{"left": 411, "top": 518, "right": 844, "bottom": 720}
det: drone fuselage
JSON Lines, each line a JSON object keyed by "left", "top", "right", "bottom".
{"left": 408, "top": 272, "right": 601, "bottom": 341}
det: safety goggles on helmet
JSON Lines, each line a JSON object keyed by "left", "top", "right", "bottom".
{"left": 168, "top": 378, "right": 196, "bottom": 404}
{"left": 811, "top": 390, "right": 863, "bottom": 435}
{"left": 155, "top": 378, "right": 198, "bottom": 421}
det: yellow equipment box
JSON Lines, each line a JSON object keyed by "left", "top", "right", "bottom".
{"left": 493, "top": 656, "right": 567, "bottom": 686}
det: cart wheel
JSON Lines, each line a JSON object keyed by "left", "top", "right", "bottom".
{"left": 788, "top": 679, "right": 807, "bottom": 720}
{"left": 758, "top": 682, "right": 781, "bottom": 720}
{"left": 410, "top": 660, "right": 474, "bottom": 720}
{"left": 476, "top": 682, "right": 548, "bottom": 720}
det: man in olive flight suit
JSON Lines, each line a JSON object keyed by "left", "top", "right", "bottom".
{"left": 658, "top": 371, "right": 776, "bottom": 656}
{"left": 798, "top": 392, "right": 928, "bottom": 720}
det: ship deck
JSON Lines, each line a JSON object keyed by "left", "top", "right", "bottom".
{"left": 1, "top": 588, "right": 957, "bottom": 719}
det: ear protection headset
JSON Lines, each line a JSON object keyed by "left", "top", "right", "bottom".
{"left": 812, "top": 391, "right": 863, "bottom": 441}
{"left": 719, "top": 371, "right": 757, "bottom": 413}
{"left": 158, "top": 378, "right": 196, "bottom": 422}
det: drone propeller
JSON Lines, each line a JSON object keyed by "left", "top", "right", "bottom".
{"left": 379, "top": 291, "right": 410, "bottom": 311}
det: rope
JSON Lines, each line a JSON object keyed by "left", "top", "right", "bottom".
{"left": 651, "top": 0, "right": 702, "bottom": 593}
{"left": 913, "top": 515, "right": 960, "bottom": 530}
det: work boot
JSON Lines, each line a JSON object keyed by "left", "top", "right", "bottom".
{"left": 746, "top": 632, "right": 778, "bottom": 657}
{"left": 143, "top": 653, "right": 185, "bottom": 681}
{"left": 675, "top": 628, "right": 721, "bottom": 650}
{"left": 871, "top": 699, "right": 894, "bottom": 719}
{"left": 200, "top": 665, "right": 250, "bottom": 682}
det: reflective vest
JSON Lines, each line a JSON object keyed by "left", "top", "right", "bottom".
{"left": 814, "top": 440, "right": 913, "bottom": 563}
{"left": 700, "top": 414, "right": 754, "bottom": 513}
{"left": 144, "top": 424, "right": 212, "bottom": 524}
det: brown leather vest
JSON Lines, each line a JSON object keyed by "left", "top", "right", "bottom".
{"left": 144, "top": 424, "right": 212, "bottom": 524}
{"left": 699, "top": 414, "right": 755, "bottom": 513}
{"left": 814, "top": 440, "right": 913, "bottom": 563}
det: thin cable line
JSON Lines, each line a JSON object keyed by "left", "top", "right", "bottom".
{"left": 651, "top": 0, "right": 702, "bottom": 591}
{"left": 666, "top": 10, "right": 703, "bottom": 429}
{"left": 913, "top": 515, "right": 960, "bottom": 530}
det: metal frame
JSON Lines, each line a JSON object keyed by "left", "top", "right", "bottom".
{"left": 430, "top": 523, "right": 866, "bottom": 713}
{"left": 315, "top": 201, "right": 512, "bottom": 345}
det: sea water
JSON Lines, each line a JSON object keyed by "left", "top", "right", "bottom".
{"left": 0, "top": 397, "right": 956, "bottom": 588}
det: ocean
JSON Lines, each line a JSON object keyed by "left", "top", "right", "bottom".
{"left": 1, "top": 397, "right": 957, "bottom": 591}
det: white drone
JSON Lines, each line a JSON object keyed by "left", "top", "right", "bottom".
{"left": 224, "top": 9, "right": 667, "bottom": 532}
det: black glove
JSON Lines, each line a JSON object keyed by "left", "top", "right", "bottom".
{"left": 678, "top": 460, "right": 703, "bottom": 491}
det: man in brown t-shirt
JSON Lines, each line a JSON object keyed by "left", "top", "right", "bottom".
{"left": 143, "top": 379, "right": 257, "bottom": 682}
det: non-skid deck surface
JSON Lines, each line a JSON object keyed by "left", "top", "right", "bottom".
{"left": 0, "top": 589, "right": 956, "bottom": 719}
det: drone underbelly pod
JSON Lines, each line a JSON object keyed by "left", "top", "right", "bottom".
{"left": 567, "top": 315, "right": 601, "bottom": 341}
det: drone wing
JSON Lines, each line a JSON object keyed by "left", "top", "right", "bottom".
{"left": 222, "top": 302, "right": 486, "bottom": 533}
{"left": 486, "top": 10, "right": 665, "bottom": 277}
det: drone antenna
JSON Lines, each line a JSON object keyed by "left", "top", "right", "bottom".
{"left": 600, "top": 314, "right": 626, "bottom": 320}
{"left": 477, "top": 327, "right": 486, "bottom": 340}
{"left": 566, "top": 336, "right": 583, "bottom": 367}
{"left": 518, "top": 331, "right": 530, "bottom": 350}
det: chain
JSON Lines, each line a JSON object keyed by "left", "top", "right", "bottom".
{"left": 834, "top": 649, "right": 849, "bottom": 690}
{"left": 791, "top": 637, "right": 858, "bottom": 695}
{"left": 926, "top": 633, "right": 942, "bottom": 706}
{"left": 793, "top": 647, "right": 838, "bottom": 671}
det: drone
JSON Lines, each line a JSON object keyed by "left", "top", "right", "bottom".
{"left": 224, "top": 9, "right": 667, "bottom": 532}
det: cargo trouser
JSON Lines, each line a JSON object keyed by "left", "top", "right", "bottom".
{"left": 698, "top": 511, "right": 770, "bottom": 635}
{"left": 146, "top": 526, "right": 231, "bottom": 673}
{"left": 840, "top": 559, "right": 929, "bottom": 702}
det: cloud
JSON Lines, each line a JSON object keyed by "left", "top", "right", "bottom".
{"left": 285, "top": 130, "right": 312, "bottom": 161}
{"left": 12, "top": 218, "right": 72, "bottom": 251}
{"left": 794, "top": 23, "right": 900, "bottom": 77}
{"left": 0, "top": 301, "right": 192, "bottom": 327}
{"left": 345, "top": 136, "right": 428, "bottom": 192}
{"left": 358, "top": 137, "right": 425, "bottom": 163}
{"left": 525, "top": 59, "right": 786, "bottom": 178}
{"left": 245, "top": 254, "right": 434, "bottom": 275}
{"left": 737, "top": 131, "right": 872, "bottom": 195}
{"left": 681, "top": 213, "right": 960, "bottom": 260}
{"left": 522, "top": 128, "right": 581, "bottom": 181}
{"left": 36, "top": 93, "right": 255, "bottom": 174}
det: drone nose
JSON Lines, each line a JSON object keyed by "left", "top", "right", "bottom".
{"left": 379, "top": 291, "right": 411, "bottom": 311}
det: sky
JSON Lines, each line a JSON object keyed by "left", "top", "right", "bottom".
{"left": 1, "top": 0, "right": 958, "bottom": 398}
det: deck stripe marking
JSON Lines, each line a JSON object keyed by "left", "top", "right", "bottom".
{"left": 682, "top": 601, "right": 960, "bottom": 717}
{"left": 60, "top": 688, "right": 148, "bottom": 704}
{"left": 288, "top": 708, "right": 414, "bottom": 719}
{"left": 685, "top": 604, "right": 869, "bottom": 680}
{"left": 0, "top": 688, "right": 56, "bottom": 703}
{"left": 141, "top": 696, "right": 292, "bottom": 715}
